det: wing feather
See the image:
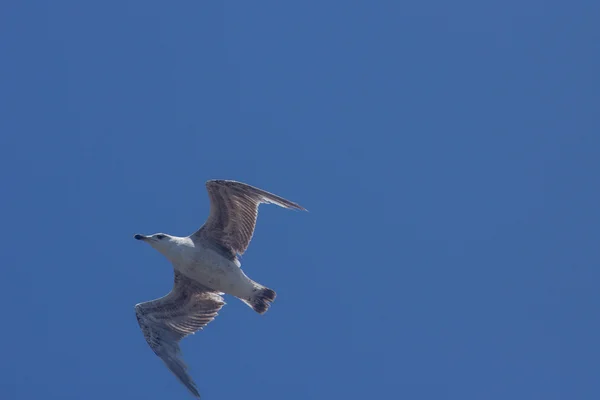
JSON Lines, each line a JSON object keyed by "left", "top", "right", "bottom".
{"left": 192, "top": 180, "right": 306, "bottom": 255}
{"left": 135, "top": 271, "right": 225, "bottom": 398}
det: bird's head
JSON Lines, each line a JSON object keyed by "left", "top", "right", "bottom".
{"left": 133, "top": 233, "right": 178, "bottom": 256}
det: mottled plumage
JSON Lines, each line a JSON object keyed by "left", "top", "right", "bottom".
{"left": 135, "top": 271, "right": 224, "bottom": 398}
{"left": 193, "top": 180, "right": 306, "bottom": 255}
{"left": 133, "top": 180, "right": 306, "bottom": 398}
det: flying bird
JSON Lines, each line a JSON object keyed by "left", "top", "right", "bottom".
{"left": 133, "top": 180, "right": 306, "bottom": 398}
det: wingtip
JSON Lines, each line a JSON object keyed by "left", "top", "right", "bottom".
{"left": 179, "top": 375, "right": 201, "bottom": 398}
{"left": 293, "top": 203, "right": 308, "bottom": 212}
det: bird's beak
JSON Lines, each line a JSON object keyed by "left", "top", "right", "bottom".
{"left": 134, "top": 234, "right": 147, "bottom": 241}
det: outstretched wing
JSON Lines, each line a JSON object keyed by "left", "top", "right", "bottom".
{"left": 135, "top": 271, "right": 225, "bottom": 398}
{"left": 192, "top": 180, "right": 306, "bottom": 255}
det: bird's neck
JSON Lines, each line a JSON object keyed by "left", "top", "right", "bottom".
{"left": 157, "top": 236, "right": 193, "bottom": 263}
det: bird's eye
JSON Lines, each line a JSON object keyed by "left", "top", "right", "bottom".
{"left": 156, "top": 235, "right": 165, "bottom": 240}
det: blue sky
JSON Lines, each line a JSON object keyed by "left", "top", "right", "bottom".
{"left": 1, "top": 1, "right": 598, "bottom": 399}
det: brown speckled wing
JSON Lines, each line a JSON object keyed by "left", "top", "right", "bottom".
{"left": 192, "top": 180, "right": 306, "bottom": 255}
{"left": 135, "top": 271, "right": 225, "bottom": 398}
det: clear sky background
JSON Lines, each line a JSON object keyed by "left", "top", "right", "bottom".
{"left": 1, "top": 1, "right": 598, "bottom": 399}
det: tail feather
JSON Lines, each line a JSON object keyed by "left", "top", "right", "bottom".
{"left": 245, "top": 286, "right": 277, "bottom": 314}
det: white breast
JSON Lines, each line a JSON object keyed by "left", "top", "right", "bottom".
{"left": 171, "top": 242, "right": 252, "bottom": 297}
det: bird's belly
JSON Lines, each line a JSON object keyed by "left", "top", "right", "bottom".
{"left": 174, "top": 248, "right": 253, "bottom": 297}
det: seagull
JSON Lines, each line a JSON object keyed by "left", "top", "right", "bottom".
{"left": 133, "top": 179, "right": 306, "bottom": 398}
